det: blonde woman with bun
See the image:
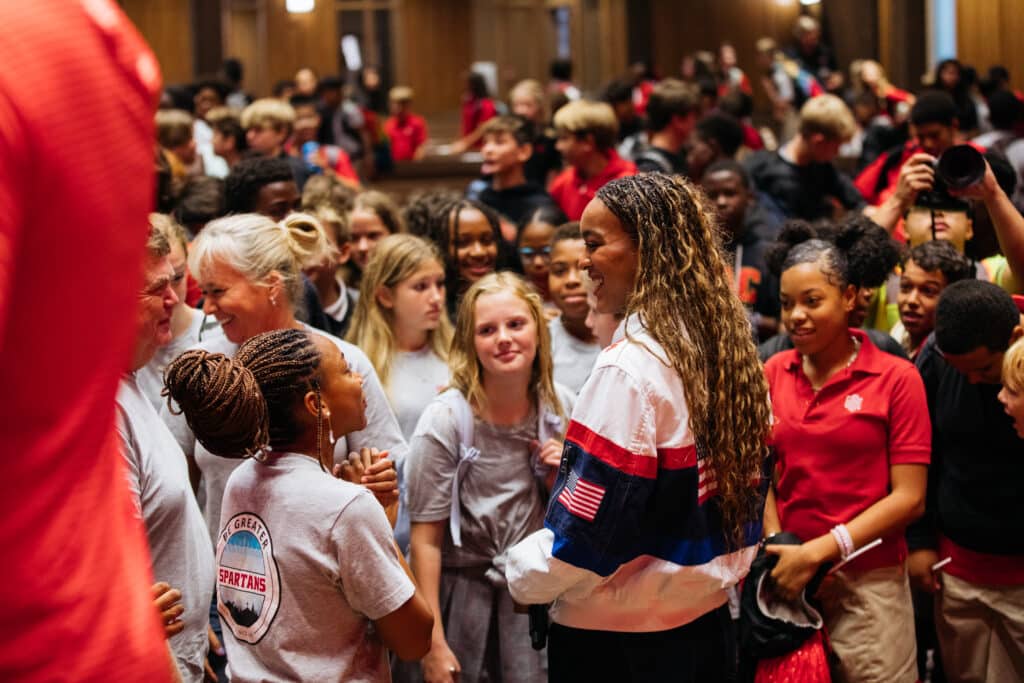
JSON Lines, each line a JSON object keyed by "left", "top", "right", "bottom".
{"left": 160, "top": 211, "right": 407, "bottom": 549}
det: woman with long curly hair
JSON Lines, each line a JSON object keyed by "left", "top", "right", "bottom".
{"left": 506, "top": 173, "right": 772, "bottom": 681}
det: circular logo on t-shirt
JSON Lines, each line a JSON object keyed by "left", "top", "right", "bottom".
{"left": 216, "top": 513, "right": 281, "bottom": 644}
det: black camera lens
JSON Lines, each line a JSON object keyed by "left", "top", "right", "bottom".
{"left": 936, "top": 145, "right": 986, "bottom": 189}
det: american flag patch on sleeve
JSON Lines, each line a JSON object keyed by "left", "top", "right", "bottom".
{"left": 557, "top": 469, "right": 606, "bottom": 521}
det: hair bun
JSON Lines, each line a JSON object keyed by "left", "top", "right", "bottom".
{"left": 280, "top": 212, "right": 332, "bottom": 269}
{"left": 163, "top": 349, "right": 269, "bottom": 458}
{"left": 765, "top": 220, "right": 817, "bottom": 277}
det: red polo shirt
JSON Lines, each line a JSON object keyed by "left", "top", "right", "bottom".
{"left": 549, "top": 150, "right": 638, "bottom": 220}
{"left": 385, "top": 113, "right": 428, "bottom": 162}
{"left": 764, "top": 329, "right": 931, "bottom": 573}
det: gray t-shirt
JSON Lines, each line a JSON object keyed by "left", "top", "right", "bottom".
{"left": 160, "top": 324, "right": 409, "bottom": 547}
{"left": 218, "top": 452, "right": 414, "bottom": 682}
{"left": 407, "top": 398, "right": 552, "bottom": 568}
{"left": 548, "top": 318, "right": 601, "bottom": 394}
{"left": 137, "top": 308, "right": 223, "bottom": 411}
{"left": 388, "top": 347, "right": 449, "bottom": 440}
{"left": 116, "top": 374, "right": 215, "bottom": 683}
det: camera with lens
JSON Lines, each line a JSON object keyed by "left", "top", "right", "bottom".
{"left": 913, "top": 144, "right": 985, "bottom": 211}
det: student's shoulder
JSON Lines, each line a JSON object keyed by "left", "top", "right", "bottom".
{"left": 310, "top": 327, "right": 372, "bottom": 370}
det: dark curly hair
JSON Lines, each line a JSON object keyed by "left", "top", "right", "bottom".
{"left": 766, "top": 215, "right": 900, "bottom": 289}
{"left": 902, "top": 240, "right": 974, "bottom": 286}
{"left": 224, "top": 156, "right": 295, "bottom": 214}
{"left": 936, "top": 280, "right": 1021, "bottom": 354}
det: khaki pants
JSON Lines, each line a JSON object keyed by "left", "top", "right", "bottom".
{"left": 936, "top": 573, "right": 1024, "bottom": 683}
{"left": 817, "top": 564, "right": 918, "bottom": 683}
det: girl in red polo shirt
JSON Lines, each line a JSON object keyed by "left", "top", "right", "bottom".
{"left": 761, "top": 223, "right": 931, "bottom": 683}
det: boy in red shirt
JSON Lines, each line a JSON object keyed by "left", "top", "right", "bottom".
{"left": 384, "top": 86, "right": 428, "bottom": 162}
{"left": 549, "top": 100, "right": 637, "bottom": 220}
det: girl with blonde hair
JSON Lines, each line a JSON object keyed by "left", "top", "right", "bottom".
{"left": 404, "top": 271, "right": 574, "bottom": 683}
{"left": 346, "top": 234, "right": 453, "bottom": 438}
{"left": 347, "top": 234, "right": 453, "bottom": 553}
{"left": 998, "top": 336, "right": 1024, "bottom": 438}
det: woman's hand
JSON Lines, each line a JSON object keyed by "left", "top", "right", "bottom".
{"left": 422, "top": 639, "right": 461, "bottom": 683}
{"left": 335, "top": 448, "right": 399, "bottom": 527}
{"left": 152, "top": 582, "right": 185, "bottom": 639}
{"left": 764, "top": 543, "right": 824, "bottom": 602}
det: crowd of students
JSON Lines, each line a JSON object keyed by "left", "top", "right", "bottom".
{"left": 23, "top": 8, "right": 1024, "bottom": 683}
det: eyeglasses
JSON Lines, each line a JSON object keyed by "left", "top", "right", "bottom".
{"left": 519, "top": 246, "right": 551, "bottom": 261}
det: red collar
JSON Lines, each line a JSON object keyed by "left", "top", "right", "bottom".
{"left": 783, "top": 328, "right": 885, "bottom": 377}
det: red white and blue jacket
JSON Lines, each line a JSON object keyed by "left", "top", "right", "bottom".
{"left": 507, "top": 315, "right": 764, "bottom": 632}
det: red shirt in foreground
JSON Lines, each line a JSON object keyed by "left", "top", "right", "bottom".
{"left": 548, "top": 150, "right": 638, "bottom": 220}
{"left": 764, "top": 329, "right": 931, "bottom": 573}
{"left": 385, "top": 113, "right": 428, "bottom": 162}
{"left": 0, "top": 1, "right": 170, "bottom": 680}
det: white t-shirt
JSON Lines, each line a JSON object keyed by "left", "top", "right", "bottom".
{"left": 138, "top": 308, "right": 223, "bottom": 411}
{"left": 116, "top": 374, "right": 215, "bottom": 683}
{"left": 548, "top": 318, "right": 601, "bottom": 394}
{"left": 388, "top": 346, "right": 449, "bottom": 440}
{"left": 160, "top": 324, "right": 409, "bottom": 547}
{"left": 217, "top": 452, "right": 414, "bottom": 682}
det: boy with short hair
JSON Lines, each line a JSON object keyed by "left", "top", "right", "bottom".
{"left": 890, "top": 240, "right": 974, "bottom": 358}
{"left": 240, "top": 97, "right": 309, "bottom": 188}
{"left": 384, "top": 86, "right": 428, "bottom": 162}
{"left": 633, "top": 78, "right": 696, "bottom": 176}
{"left": 700, "top": 159, "right": 781, "bottom": 340}
{"left": 744, "top": 94, "right": 863, "bottom": 221}
{"left": 909, "top": 280, "right": 1024, "bottom": 682}
{"left": 467, "top": 116, "right": 555, "bottom": 228}
{"left": 156, "top": 108, "right": 198, "bottom": 179}
{"left": 207, "top": 106, "right": 247, "bottom": 170}
{"left": 546, "top": 222, "right": 601, "bottom": 393}
{"left": 549, "top": 100, "right": 637, "bottom": 220}
{"left": 287, "top": 94, "right": 360, "bottom": 188}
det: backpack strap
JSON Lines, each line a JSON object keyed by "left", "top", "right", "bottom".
{"left": 436, "top": 388, "right": 479, "bottom": 547}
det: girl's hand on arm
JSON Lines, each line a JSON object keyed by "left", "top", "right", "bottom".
{"left": 151, "top": 582, "right": 185, "bottom": 639}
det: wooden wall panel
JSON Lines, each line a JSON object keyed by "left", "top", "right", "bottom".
{"left": 394, "top": 0, "right": 472, "bottom": 114}
{"left": 264, "top": 0, "right": 339, "bottom": 92}
{"left": 957, "top": 0, "right": 1023, "bottom": 90}
{"left": 121, "top": 0, "right": 194, "bottom": 85}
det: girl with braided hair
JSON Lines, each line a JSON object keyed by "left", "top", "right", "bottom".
{"left": 506, "top": 173, "right": 771, "bottom": 680}
{"left": 407, "top": 196, "right": 513, "bottom": 318}
{"left": 160, "top": 212, "right": 407, "bottom": 550}
{"left": 164, "top": 328, "right": 433, "bottom": 680}
{"left": 760, "top": 224, "right": 930, "bottom": 681}
{"left": 158, "top": 211, "right": 408, "bottom": 673}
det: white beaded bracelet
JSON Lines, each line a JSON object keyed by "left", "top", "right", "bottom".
{"left": 831, "top": 524, "right": 855, "bottom": 560}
